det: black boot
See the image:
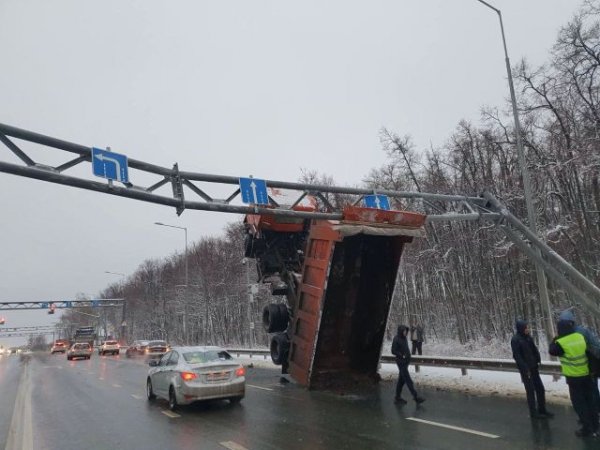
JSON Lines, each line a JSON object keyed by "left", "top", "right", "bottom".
{"left": 414, "top": 397, "right": 425, "bottom": 404}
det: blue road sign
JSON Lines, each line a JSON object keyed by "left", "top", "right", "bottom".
{"left": 91, "top": 300, "right": 99, "bottom": 308}
{"left": 239, "top": 177, "right": 269, "bottom": 205}
{"left": 41, "top": 302, "right": 48, "bottom": 309}
{"left": 64, "top": 301, "right": 73, "bottom": 308}
{"left": 364, "top": 195, "right": 391, "bottom": 210}
{"left": 92, "top": 147, "right": 129, "bottom": 183}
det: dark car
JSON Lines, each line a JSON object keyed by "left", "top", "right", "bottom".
{"left": 125, "top": 340, "right": 149, "bottom": 358}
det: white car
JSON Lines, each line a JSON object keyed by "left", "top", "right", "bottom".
{"left": 67, "top": 343, "right": 92, "bottom": 360}
{"left": 99, "top": 340, "right": 120, "bottom": 356}
{"left": 146, "top": 346, "right": 245, "bottom": 411}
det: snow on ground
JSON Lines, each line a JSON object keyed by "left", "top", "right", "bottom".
{"left": 379, "top": 363, "right": 571, "bottom": 406}
{"left": 235, "top": 352, "right": 571, "bottom": 406}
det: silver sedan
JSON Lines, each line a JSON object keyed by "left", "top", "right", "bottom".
{"left": 146, "top": 346, "right": 245, "bottom": 411}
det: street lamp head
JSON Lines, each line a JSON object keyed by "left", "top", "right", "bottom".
{"left": 154, "top": 222, "right": 164, "bottom": 226}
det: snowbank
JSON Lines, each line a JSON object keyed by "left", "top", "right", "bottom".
{"left": 236, "top": 354, "right": 571, "bottom": 405}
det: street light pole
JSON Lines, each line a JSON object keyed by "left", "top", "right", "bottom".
{"left": 154, "top": 222, "right": 189, "bottom": 344}
{"left": 476, "top": 0, "right": 554, "bottom": 342}
{"left": 105, "top": 271, "right": 127, "bottom": 343}
{"left": 243, "top": 258, "right": 255, "bottom": 349}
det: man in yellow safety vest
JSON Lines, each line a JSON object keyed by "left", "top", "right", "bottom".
{"left": 549, "top": 319, "right": 600, "bottom": 438}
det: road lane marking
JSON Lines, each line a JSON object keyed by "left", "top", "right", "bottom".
{"left": 98, "top": 377, "right": 104, "bottom": 380}
{"left": 131, "top": 394, "right": 143, "bottom": 400}
{"left": 5, "top": 360, "right": 33, "bottom": 450}
{"left": 112, "top": 384, "right": 122, "bottom": 388}
{"left": 161, "top": 410, "right": 181, "bottom": 418}
{"left": 220, "top": 441, "right": 249, "bottom": 450}
{"left": 406, "top": 418, "right": 499, "bottom": 439}
{"left": 247, "top": 384, "right": 273, "bottom": 391}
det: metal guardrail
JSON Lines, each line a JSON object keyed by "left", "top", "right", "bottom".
{"left": 226, "top": 348, "right": 562, "bottom": 376}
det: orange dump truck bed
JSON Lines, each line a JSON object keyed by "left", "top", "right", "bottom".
{"left": 287, "top": 206, "right": 426, "bottom": 389}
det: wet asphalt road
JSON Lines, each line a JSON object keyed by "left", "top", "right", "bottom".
{"left": 2, "top": 352, "right": 600, "bottom": 450}
{"left": 0, "top": 355, "right": 21, "bottom": 449}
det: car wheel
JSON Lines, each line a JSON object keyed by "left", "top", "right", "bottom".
{"left": 146, "top": 378, "right": 156, "bottom": 400}
{"left": 168, "top": 387, "right": 178, "bottom": 411}
{"left": 67, "top": 356, "right": 72, "bottom": 361}
{"left": 230, "top": 396, "right": 243, "bottom": 405}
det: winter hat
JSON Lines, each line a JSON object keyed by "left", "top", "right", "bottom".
{"left": 557, "top": 319, "right": 575, "bottom": 337}
{"left": 558, "top": 309, "right": 576, "bottom": 323}
{"left": 516, "top": 319, "right": 528, "bottom": 334}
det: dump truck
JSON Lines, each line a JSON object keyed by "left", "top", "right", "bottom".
{"left": 244, "top": 203, "right": 426, "bottom": 389}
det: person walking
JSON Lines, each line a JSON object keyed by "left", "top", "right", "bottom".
{"left": 392, "top": 325, "right": 425, "bottom": 405}
{"left": 410, "top": 321, "right": 424, "bottom": 355}
{"left": 510, "top": 320, "right": 553, "bottom": 419}
{"left": 549, "top": 319, "right": 599, "bottom": 438}
{"left": 559, "top": 308, "right": 600, "bottom": 413}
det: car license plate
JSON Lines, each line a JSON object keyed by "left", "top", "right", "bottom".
{"left": 206, "top": 372, "right": 228, "bottom": 381}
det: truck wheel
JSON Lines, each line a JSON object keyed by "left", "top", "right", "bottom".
{"left": 277, "top": 303, "right": 289, "bottom": 329}
{"left": 244, "top": 234, "right": 254, "bottom": 258}
{"left": 263, "top": 304, "right": 289, "bottom": 333}
{"left": 270, "top": 333, "right": 290, "bottom": 366}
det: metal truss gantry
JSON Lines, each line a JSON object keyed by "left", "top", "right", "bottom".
{"left": 0, "top": 123, "right": 599, "bottom": 315}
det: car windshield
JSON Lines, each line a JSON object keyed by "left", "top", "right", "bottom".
{"left": 74, "top": 344, "right": 89, "bottom": 349}
{"left": 149, "top": 341, "right": 166, "bottom": 347}
{"left": 105, "top": 341, "right": 117, "bottom": 345}
{"left": 182, "top": 350, "right": 232, "bottom": 364}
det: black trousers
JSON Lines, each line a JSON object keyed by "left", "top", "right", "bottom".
{"left": 521, "top": 368, "right": 546, "bottom": 414}
{"left": 568, "top": 376, "right": 599, "bottom": 433}
{"left": 592, "top": 376, "right": 600, "bottom": 413}
{"left": 396, "top": 363, "right": 418, "bottom": 399}
{"left": 411, "top": 341, "right": 422, "bottom": 355}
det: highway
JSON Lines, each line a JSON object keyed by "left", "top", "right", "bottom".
{"left": 0, "top": 352, "right": 596, "bottom": 450}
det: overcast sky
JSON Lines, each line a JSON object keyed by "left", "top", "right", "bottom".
{"left": 0, "top": 0, "right": 584, "bottom": 345}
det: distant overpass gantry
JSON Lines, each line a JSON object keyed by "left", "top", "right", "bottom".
{"left": 0, "top": 299, "right": 124, "bottom": 311}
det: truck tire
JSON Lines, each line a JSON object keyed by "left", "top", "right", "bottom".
{"left": 263, "top": 303, "right": 289, "bottom": 333}
{"left": 277, "top": 303, "right": 289, "bottom": 329}
{"left": 244, "top": 234, "right": 254, "bottom": 258}
{"left": 270, "top": 333, "right": 290, "bottom": 366}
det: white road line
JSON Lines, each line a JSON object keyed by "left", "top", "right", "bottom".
{"left": 247, "top": 384, "right": 273, "bottom": 391}
{"left": 5, "top": 360, "right": 33, "bottom": 450}
{"left": 161, "top": 410, "right": 181, "bottom": 418}
{"left": 98, "top": 377, "right": 104, "bottom": 380}
{"left": 406, "top": 418, "right": 500, "bottom": 439}
{"left": 112, "top": 384, "right": 122, "bottom": 388}
{"left": 131, "top": 394, "right": 143, "bottom": 400}
{"left": 220, "top": 441, "right": 249, "bottom": 450}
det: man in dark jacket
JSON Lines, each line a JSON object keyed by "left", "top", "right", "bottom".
{"left": 392, "top": 325, "right": 425, "bottom": 405}
{"left": 511, "top": 320, "right": 553, "bottom": 419}
{"left": 550, "top": 319, "right": 599, "bottom": 438}
{"left": 410, "top": 321, "right": 425, "bottom": 355}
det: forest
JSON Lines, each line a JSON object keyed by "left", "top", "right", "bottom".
{"left": 59, "top": 1, "right": 600, "bottom": 351}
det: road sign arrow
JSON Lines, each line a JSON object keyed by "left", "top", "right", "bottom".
{"left": 94, "top": 153, "right": 124, "bottom": 182}
{"left": 250, "top": 181, "right": 257, "bottom": 204}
